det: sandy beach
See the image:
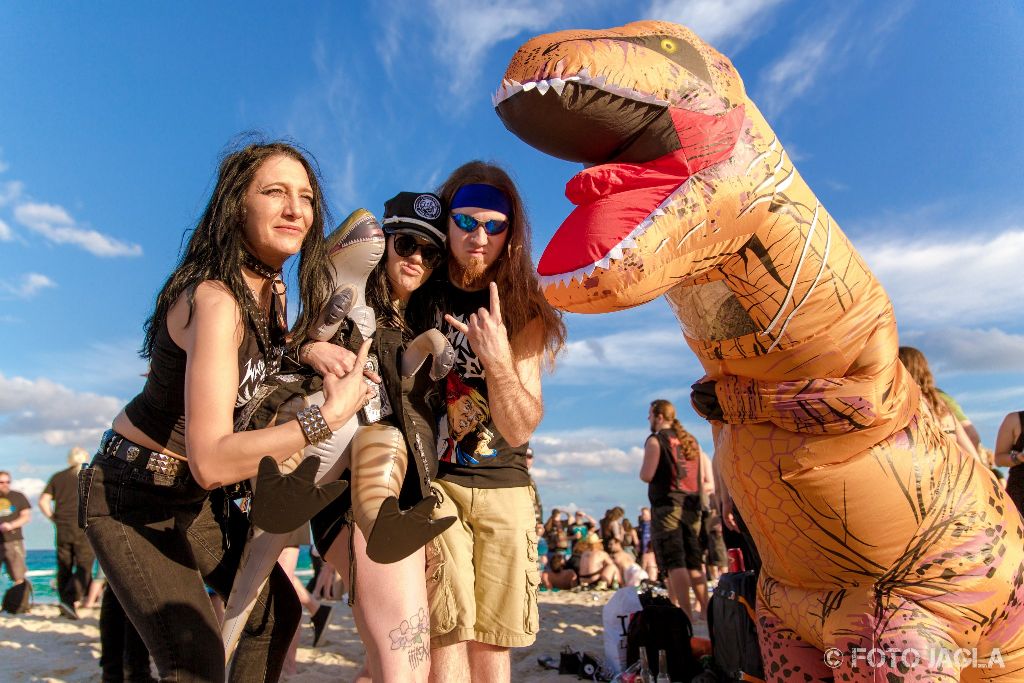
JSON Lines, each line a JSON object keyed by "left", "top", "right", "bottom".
{"left": 0, "top": 590, "right": 709, "bottom": 681}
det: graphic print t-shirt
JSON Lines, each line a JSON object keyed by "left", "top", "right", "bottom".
{"left": 434, "top": 281, "right": 530, "bottom": 489}
{"left": 0, "top": 490, "right": 30, "bottom": 542}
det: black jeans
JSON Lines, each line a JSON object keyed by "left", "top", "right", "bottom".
{"left": 100, "top": 584, "right": 155, "bottom": 682}
{"left": 80, "top": 452, "right": 300, "bottom": 683}
{"left": 56, "top": 525, "right": 94, "bottom": 606}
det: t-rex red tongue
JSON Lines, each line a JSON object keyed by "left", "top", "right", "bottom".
{"left": 538, "top": 105, "right": 745, "bottom": 277}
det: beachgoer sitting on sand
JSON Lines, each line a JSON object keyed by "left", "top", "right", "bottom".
{"left": 577, "top": 533, "right": 621, "bottom": 589}
{"left": 542, "top": 553, "right": 578, "bottom": 590}
{"left": 606, "top": 538, "right": 638, "bottom": 581}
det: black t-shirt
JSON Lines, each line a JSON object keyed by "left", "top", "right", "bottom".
{"left": 43, "top": 466, "right": 80, "bottom": 529}
{"left": 0, "top": 490, "right": 30, "bottom": 542}
{"left": 433, "top": 281, "right": 530, "bottom": 489}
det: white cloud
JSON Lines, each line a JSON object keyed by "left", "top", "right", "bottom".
{"left": 644, "top": 0, "right": 786, "bottom": 48}
{"left": 0, "top": 218, "right": 11, "bottom": 241}
{"left": 0, "top": 373, "right": 122, "bottom": 446}
{"left": 533, "top": 432, "right": 645, "bottom": 474}
{"left": 900, "top": 328, "right": 1024, "bottom": 375}
{"left": 429, "top": 0, "right": 559, "bottom": 99}
{"left": 11, "top": 477, "right": 45, "bottom": 501}
{"left": 0, "top": 180, "right": 23, "bottom": 207}
{"left": 551, "top": 326, "right": 701, "bottom": 385}
{"left": 860, "top": 227, "right": 1024, "bottom": 328}
{"left": 0, "top": 272, "right": 56, "bottom": 299}
{"left": 756, "top": 3, "right": 911, "bottom": 118}
{"left": 758, "top": 21, "right": 839, "bottom": 118}
{"left": 14, "top": 202, "right": 143, "bottom": 258}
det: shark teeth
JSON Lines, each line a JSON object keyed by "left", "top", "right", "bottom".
{"left": 538, "top": 178, "right": 698, "bottom": 290}
{"left": 492, "top": 70, "right": 670, "bottom": 107}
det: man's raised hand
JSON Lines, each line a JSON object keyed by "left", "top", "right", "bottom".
{"left": 444, "top": 282, "right": 513, "bottom": 370}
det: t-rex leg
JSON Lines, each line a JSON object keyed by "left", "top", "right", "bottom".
{"left": 351, "top": 423, "right": 455, "bottom": 564}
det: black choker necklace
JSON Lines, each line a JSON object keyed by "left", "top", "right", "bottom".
{"left": 240, "top": 249, "right": 288, "bottom": 363}
{"left": 241, "top": 250, "right": 282, "bottom": 279}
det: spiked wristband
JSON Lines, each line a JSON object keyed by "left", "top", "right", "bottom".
{"left": 297, "top": 405, "right": 332, "bottom": 445}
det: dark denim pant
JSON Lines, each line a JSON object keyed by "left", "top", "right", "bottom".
{"left": 55, "top": 525, "right": 94, "bottom": 606}
{"left": 100, "top": 584, "right": 155, "bottom": 682}
{"left": 80, "top": 454, "right": 300, "bottom": 683}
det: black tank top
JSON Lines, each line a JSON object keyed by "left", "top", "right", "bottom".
{"left": 432, "top": 281, "right": 530, "bottom": 489}
{"left": 1005, "top": 412, "right": 1024, "bottom": 514}
{"left": 124, "top": 308, "right": 271, "bottom": 456}
{"left": 648, "top": 428, "right": 701, "bottom": 507}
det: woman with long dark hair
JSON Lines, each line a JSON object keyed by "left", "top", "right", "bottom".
{"left": 301, "top": 192, "right": 450, "bottom": 682}
{"left": 80, "top": 141, "right": 373, "bottom": 682}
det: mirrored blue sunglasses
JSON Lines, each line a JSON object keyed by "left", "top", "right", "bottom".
{"left": 451, "top": 212, "right": 508, "bottom": 236}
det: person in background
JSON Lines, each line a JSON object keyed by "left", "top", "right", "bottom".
{"left": 541, "top": 553, "right": 578, "bottom": 591}
{"left": 99, "top": 586, "right": 155, "bottom": 683}
{"left": 40, "top": 446, "right": 94, "bottom": 619}
{"left": 640, "top": 399, "right": 709, "bottom": 620}
{"left": 993, "top": 410, "right": 1024, "bottom": 515}
{"left": 938, "top": 388, "right": 982, "bottom": 453}
{"left": 620, "top": 517, "right": 639, "bottom": 557}
{"left": 570, "top": 511, "right": 593, "bottom": 551}
{"left": 898, "top": 347, "right": 981, "bottom": 463}
{"left": 544, "top": 509, "right": 569, "bottom": 560}
{"left": 576, "top": 533, "right": 621, "bottom": 590}
{"left": 525, "top": 448, "right": 543, "bottom": 526}
{"left": 536, "top": 522, "right": 549, "bottom": 572}
{"left": 636, "top": 507, "right": 657, "bottom": 582}
{"left": 276, "top": 525, "right": 332, "bottom": 677}
{"left": 0, "top": 471, "right": 31, "bottom": 592}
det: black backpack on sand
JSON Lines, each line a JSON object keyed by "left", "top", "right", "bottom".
{"left": 2, "top": 581, "right": 33, "bottom": 614}
{"left": 708, "top": 571, "right": 764, "bottom": 682}
{"left": 626, "top": 588, "right": 701, "bottom": 681}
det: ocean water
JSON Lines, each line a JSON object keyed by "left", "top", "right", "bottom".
{"left": 1, "top": 548, "right": 315, "bottom": 604}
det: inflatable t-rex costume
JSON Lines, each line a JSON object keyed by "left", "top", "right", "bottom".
{"left": 496, "top": 21, "right": 1024, "bottom": 681}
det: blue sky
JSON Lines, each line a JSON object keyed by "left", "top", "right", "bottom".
{"left": 2, "top": 1, "right": 1023, "bottom": 549}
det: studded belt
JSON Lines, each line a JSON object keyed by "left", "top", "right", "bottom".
{"left": 98, "top": 429, "right": 189, "bottom": 486}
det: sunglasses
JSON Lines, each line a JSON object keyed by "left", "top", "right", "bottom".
{"left": 393, "top": 233, "right": 444, "bottom": 269}
{"left": 451, "top": 212, "right": 508, "bottom": 236}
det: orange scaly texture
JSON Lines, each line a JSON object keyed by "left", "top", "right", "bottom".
{"left": 501, "top": 21, "right": 1024, "bottom": 681}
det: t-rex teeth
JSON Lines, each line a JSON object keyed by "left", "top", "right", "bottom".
{"left": 536, "top": 80, "right": 550, "bottom": 95}
{"left": 607, "top": 245, "right": 623, "bottom": 260}
{"left": 577, "top": 67, "right": 590, "bottom": 79}
{"left": 522, "top": 81, "right": 537, "bottom": 92}
{"left": 549, "top": 78, "right": 566, "bottom": 96}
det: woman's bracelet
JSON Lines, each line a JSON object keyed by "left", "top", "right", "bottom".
{"left": 296, "top": 404, "right": 333, "bottom": 445}
{"left": 297, "top": 342, "right": 314, "bottom": 364}
{"left": 1011, "top": 450, "right": 1021, "bottom": 465}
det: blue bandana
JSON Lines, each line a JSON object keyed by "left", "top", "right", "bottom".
{"left": 450, "top": 184, "right": 511, "bottom": 216}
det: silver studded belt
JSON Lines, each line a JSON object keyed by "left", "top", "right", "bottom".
{"left": 99, "top": 430, "right": 188, "bottom": 486}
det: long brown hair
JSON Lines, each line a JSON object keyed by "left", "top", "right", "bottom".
{"left": 651, "top": 398, "right": 700, "bottom": 460}
{"left": 143, "top": 139, "right": 332, "bottom": 358}
{"left": 898, "top": 346, "right": 951, "bottom": 419}
{"left": 430, "top": 161, "right": 566, "bottom": 363}
{"left": 365, "top": 238, "right": 414, "bottom": 339}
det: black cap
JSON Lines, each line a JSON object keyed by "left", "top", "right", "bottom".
{"left": 382, "top": 192, "right": 447, "bottom": 250}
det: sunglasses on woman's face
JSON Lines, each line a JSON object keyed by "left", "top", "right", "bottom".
{"left": 450, "top": 212, "right": 509, "bottom": 236}
{"left": 392, "top": 233, "right": 444, "bottom": 269}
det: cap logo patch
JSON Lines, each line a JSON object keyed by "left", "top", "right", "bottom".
{"left": 413, "top": 194, "right": 442, "bottom": 220}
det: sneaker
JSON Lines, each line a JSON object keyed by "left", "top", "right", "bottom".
{"left": 58, "top": 601, "right": 79, "bottom": 620}
{"left": 311, "top": 604, "right": 332, "bottom": 647}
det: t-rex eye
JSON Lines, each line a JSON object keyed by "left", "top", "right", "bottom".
{"left": 660, "top": 38, "right": 678, "bottom": 54}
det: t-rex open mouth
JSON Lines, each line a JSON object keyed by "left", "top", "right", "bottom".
{"left": 496, "top": 72, "right": 744, "bottom": 286}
